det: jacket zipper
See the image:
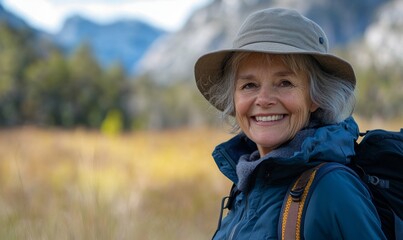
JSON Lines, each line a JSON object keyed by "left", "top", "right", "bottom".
{"left": 228, "top": 192, "right": 249, "bottom": 240}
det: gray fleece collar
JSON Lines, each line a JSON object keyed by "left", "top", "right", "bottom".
{"left": 236, "top": 127, "right": 316, "bottom": 192}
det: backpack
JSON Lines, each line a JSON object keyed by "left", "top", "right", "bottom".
{"left": 280, "top": 129, "right": 403, "bottom": 240}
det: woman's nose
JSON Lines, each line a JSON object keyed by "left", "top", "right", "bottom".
{"left": 255, "top": 87, "right": 277, "bottom": 108}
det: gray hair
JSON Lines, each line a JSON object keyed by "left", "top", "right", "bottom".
{"left": 206, "top": 52, "right": 356, "bottom": 132}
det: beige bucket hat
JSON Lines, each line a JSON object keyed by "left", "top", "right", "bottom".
{"left": 194, "top": 8, "right": 356, "bottom": 111}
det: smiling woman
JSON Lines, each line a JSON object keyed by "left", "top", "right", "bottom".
{"left": 2, "top": 0, "right": 212, "bottom": 33}
{"left": 194, "top": 7, "right": 386, "bottom": 240}
{"left": 233, "top": 53, "right": 317, "bottom": 156}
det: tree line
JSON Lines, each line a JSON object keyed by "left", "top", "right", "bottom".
{"left": 0, "top": 22, "right": 401, "bottom": 131}
{"left": 0, "top": 22, "right": 212, "bottom": 131}
{"left": 0, "top": 22, "right": 130, "bottom": 130}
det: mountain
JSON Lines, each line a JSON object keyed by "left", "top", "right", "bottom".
{"left": 1, "top": 0, "right": 401, "bottom": 83}
{"left": 0, "top": 2, "right": 166, "bottom": 75}
{"left": 352, "top": 0, "right": 403, "bottom": 68}
{"left": 53, "top": 15, "right": 166, "bottom": 74}
{"left": 137, "top": 0, "right": 394, "bottom": 83}
{"left": 0, "top": 4, "right": 30, "bottom": 30}
{"left": 0, "top": 3, "right": 56, "bottom": 57}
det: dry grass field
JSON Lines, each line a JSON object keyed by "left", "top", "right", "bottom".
{"left": 0, "top": 126, "right": 232, "bottom": 240}
{"left": 0, "top": 116, "right": 400, "bottom": 239}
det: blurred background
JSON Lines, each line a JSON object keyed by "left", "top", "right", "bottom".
{"left": 0, "top": 0, "right": 402, "bottom": 239}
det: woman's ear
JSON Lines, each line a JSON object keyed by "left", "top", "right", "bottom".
{"left": 310, "top": 102, "right": 319, "bottom": 113}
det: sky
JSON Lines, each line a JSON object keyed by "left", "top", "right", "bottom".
{"left": 2, "top": 0, "right": 212, "bottom": 33}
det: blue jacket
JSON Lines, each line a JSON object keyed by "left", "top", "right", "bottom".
{"left": 212, "top": 117, "right": 386, "bottom": 239}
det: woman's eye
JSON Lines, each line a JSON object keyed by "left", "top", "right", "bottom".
{"left": 241, "top": 83, "right": 257, "bottom": 89}
{"left": 279, "top": 80, "right": 294, "bottom": 87}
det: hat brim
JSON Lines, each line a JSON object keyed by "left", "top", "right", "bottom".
{"left": 194, "top": 43, "right": 356, "bottom": 112}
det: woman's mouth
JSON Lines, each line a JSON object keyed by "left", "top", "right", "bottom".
{"left": 254, "top": 114, "right": 285, "bottom": 122}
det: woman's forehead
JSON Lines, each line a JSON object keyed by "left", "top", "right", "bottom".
{"left": 236, "top": 53, "right": 298, "bottom": 73}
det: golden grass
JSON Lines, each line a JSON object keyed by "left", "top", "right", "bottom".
{"left": 0, "top": 126, "right": 232, "bottom": 240}
{"left": 0, "top": 117, "right": 400, "bottom": 239}
{"left": 354, "top": 115, "right": 402, "bottom": 131}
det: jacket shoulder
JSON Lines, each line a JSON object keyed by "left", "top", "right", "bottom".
{"left": 303, "top": 168, "right": 386, "bottom": 239}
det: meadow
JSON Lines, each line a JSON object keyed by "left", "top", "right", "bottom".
{"left": 0, "top": 126, "right": 232, "bottom": 240}
{"left": 0, "top": 117, "right": 401, "bottom": 239}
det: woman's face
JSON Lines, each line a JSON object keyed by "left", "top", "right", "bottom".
{"left": 234, "top": 53, "right": 318, "bottom": 156}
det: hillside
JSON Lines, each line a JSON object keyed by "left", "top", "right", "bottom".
{"left": 0, "top": 3, "right": 166, "bottom": 75}
{"left": 137, "top": 0, "right": 395, "bottom": 83}
{"left": 0, "top": 4, "right": 30, "bottom": 30}
{"left": 352, "top": 0, "right": 403, "bottom": 68}
{"left": 54, "top": 15, "right": 166, "bottom": 74}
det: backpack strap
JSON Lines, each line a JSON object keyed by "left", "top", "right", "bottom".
{"left": 279, "top": 163, "right": 324, "bottom": 240}
{"left": 395, "top": 214, "right": 403, "bottom": 240}
{"left": 279, "top": 162, "right": 354, "bottom": 240}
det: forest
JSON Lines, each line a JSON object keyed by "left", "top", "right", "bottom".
{"left": 0, "top": 22, "right": 213, "bottom": 131}
{"left": 0, "top": 21, "right": 402, "bottom": 132}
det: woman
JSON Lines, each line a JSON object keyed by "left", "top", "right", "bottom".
{"left": 194, "top": 8, "right": 386, "bottom": 239}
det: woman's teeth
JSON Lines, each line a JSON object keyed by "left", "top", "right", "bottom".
{"left": 255, "top": 115, "right": 284, "bottom": 122}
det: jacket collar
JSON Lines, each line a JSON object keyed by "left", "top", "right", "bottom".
{"left": 212, "top": 117, "right": 359, "bottom": 184}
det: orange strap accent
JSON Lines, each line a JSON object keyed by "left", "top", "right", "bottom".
{"left": 281, "top": 163, "right": 325, "bottom": 240}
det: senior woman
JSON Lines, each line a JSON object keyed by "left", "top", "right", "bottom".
{"left": 194, "top": 8, "right": 386, "bottom": 240}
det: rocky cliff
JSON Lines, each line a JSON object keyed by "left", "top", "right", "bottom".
{"left": 54, "top": 15, "right": 166, "bottom": 74}
{"left": 137, "top": 0, "right": 397, "bottom": 83}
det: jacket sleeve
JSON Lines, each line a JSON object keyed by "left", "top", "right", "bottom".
{"left": 303, "top": 169, "right": 387, "bottom": 240}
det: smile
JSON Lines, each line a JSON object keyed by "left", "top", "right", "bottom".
{"left": 255, "top": 115, "right": 284, "bottom": 122}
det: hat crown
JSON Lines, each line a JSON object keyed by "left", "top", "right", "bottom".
{"left": 234, "top": 8, "right": 329, "bottom": 54}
